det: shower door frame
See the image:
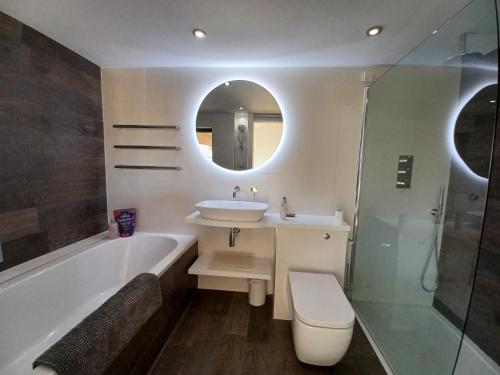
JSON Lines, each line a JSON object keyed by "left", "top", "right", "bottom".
{"left": 345, "top": 85, "right": 369, "bottom": 300}
{"left": 345, "top": 83, "right": 397, "bottom": 375}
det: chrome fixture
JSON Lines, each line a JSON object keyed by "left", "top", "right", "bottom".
{"left": 115, "top": 165, "right": 181, "bottom": 171}
{"left": 229, "top": 227, "right": 240, "bottom": 247}
{"left": 396, "top": 155, "right": 414, "bottom": 189}
{"left": 112, "top": 124, "right": 180, "bottom": 130}
{"left": 250, "top": 185, "right": 258, "bottom": 200}
{"left": 232, "top": 185, "right": 240, "bottom": 199}
{"left": 421, "top": 185, "right": 445, "bottom": 292}
{"left": 469, "top": 193, "right": 479, "bottom": 201}
{"left": 345, "top": 86, "right": 369, "bottom": 298}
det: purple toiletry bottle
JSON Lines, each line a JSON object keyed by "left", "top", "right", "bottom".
{"left": 113, "top": 208, "right": 136, "bottom": 237}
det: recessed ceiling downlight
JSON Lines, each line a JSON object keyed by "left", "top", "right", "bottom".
{"left": 193, "top": 28, "right": 207, "bottom": 38}
{"left": 366, "top": 26, "right": 383, "bottom": 37}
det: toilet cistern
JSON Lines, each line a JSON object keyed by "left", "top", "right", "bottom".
{"left": 232, "top": 185, "right": 240, "bottom": 199}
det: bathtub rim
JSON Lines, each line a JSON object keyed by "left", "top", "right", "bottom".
{"left": 0, "top": 232, "right": 197, "bottom": 289}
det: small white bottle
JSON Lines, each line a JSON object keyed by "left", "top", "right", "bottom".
{"left": 280, "top": 196, "right": 287, "bottom": 220}
{"left": 108, "top": 218, "right": 119, "bottom": 239}
{"left": 334, "top": 210, "right": 344, "bottom": 225}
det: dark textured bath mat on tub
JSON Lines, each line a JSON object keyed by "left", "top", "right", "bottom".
{"left": 33, "top": 273, "right": 162, "bottom": 375}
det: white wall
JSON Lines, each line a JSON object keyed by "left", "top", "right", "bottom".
{"left": 102, "top": 67, "right": 366, "bottom": 292}
{"left": 196, "top": 112, "right": 234, "bottom": 168}
{"left": 253, "top": 121, "right": 283, "bottom": 168}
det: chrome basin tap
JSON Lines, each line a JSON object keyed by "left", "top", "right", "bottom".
{"left": 232, "top": 185, "right": 240, "bottom": 199}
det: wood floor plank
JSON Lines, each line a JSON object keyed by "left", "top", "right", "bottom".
{"left": 149, "top": 345, "right": 186, "bottom": 375}
{"left": 246, "top": 296, "right": 272, "bottom": 343}
{"left": 223, "top": 292, "right": 250, "bottom": 336}
{"left": 148, "top": 291, "right": 386, "bottom": 375}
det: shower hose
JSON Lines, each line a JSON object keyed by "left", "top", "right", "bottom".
{"left": 420, "top": 220, "right": 440, "bottom": 292}
{"left": 420, "top": 185, "right": 444, "bottom": 293}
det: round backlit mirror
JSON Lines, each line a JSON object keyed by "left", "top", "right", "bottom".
{"left": 196, "top": 80, "right": 283, "bottom": 171}
{"left": 454, "top": 84, "right": 497, "bottom": 179}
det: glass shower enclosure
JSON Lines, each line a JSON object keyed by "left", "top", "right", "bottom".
{"left": 349, "top": 0, "right": 499, "bottom": 373}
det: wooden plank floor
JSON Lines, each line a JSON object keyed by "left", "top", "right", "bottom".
{"left": 149, "top": 290, "right": 386, "bottom": 375}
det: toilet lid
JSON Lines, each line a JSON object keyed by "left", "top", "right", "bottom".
{"left": 289, "top": 271, "right": 355, "bottom": 329}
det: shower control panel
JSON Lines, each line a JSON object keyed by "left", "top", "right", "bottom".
{"left": 396, "top": 155, "right": 413, "bottom": 189}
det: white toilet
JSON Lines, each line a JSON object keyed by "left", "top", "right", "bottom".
{"left": 288, "top": 271, "right": 355, "bottom": 366}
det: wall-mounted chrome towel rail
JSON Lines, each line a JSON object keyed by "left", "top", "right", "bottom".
{"left": 113, "top": 124, "right": 180, "bottom": 130}
{"left": 114, "top": 145, "right": 181, "bottom": 150}
{"left": 115, "top": 165, "right": 181, "bottom": 171}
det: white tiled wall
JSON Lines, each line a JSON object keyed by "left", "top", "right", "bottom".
{"left": 102, "top": 67, "right": 367, "bottom": 292}
{"left": 102, "top": 67, "right": 367, "bottom": 227}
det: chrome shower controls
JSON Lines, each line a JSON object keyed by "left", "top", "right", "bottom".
{"left": 396, "top": 155, "right": 414, "bottom": 189}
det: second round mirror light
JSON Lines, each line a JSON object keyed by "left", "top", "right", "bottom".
{"left": 195, "top": 80, "right": 283, "bottom": 171}
{"left": 453, "top": 83, "right": 497, "bottom": 179}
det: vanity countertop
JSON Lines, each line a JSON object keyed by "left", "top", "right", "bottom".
{"left": 185, "top": 211, "right": 351, "bottom": 231}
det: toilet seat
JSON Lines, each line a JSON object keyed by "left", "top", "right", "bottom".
{"left": 289, "top": 271, "right": 355, "bottom": 329}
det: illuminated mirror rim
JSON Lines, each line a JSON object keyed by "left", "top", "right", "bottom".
{"left": 193, "top": 79, "right": 286, "bottom": 173}
{"left": 448, "top": 79, "right": 496, "bottom": 182}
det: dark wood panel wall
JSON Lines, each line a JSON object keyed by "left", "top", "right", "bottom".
{"left": 465, "top": 87, "right": 500, "bottom": 364}
{"left": 0, "top": 12, "right": 107, "bottom": 271}
{"left": 433, "top": 57, "right": 497, "bottom": 329}
{"left": 432, "top": 52, "right": 500, "bottom": 366}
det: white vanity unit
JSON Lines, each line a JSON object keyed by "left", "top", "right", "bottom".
{"left": 186, "top": 206, "right": 350, "bottom": 317}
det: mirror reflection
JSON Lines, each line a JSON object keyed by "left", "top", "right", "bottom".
{"left": 196, "top": 80, "right": 283, "bottom": 171}
{"left": 454, "top": 84, "right": 497, "bottom": 178}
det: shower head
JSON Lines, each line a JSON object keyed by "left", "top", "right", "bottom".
{"left": 443, "top": 51, "right": 483, "bottom": 67}
{"left": 442, "top": 51, "right": 498, "bottom": 70}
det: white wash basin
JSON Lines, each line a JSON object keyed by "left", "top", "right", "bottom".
{"left": 195, "top": 200, "right": 269, "bottom": 222}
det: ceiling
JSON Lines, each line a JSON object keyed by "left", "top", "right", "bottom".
{"left": 0, "top": 0, "right": 472, "bottom": 68}
{"left": 200, "top": 80, "right": 281, "bottom": 114}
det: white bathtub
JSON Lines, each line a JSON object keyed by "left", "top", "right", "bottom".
{"left": 0, "top": 232, "right": 197, "bottom": 375}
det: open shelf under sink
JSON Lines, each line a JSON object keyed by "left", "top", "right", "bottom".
{"left": 188, "top": 253, "right": 272, "bottom": 280}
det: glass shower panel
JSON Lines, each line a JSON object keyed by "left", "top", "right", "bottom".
{"left": 351, "top": 0, "right": 498, "bottom": 374}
